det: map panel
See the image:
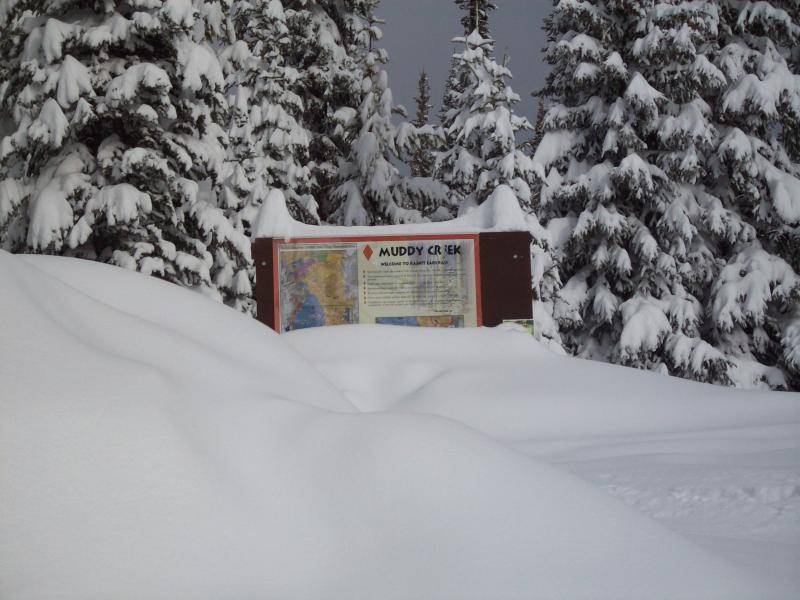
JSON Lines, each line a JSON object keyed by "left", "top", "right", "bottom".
{"left": 278, "top": 245, "right": 359, "bottom": 332}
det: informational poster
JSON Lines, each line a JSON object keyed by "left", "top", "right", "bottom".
{"left": 274, "top": 235, "right": 481, "bottom": 333}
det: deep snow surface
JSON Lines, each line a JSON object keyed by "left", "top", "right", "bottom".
{"left": 2, "top": 251, "right": 799, "bottom": 599}
{"left": 288, "top": 326, "right": 800, "bottom": 593}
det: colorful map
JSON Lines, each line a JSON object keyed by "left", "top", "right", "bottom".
{"left": 279, "top": 246, "right": 359, "bottom": 332}
{"left": 376, "top": 316, "right": 464, "bottom": 328}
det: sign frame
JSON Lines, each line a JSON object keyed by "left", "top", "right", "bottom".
{"left": 252, "top": 231, "right": 533, "bottom": 332}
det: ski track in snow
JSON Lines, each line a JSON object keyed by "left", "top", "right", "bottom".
{"left": 564, "top": 458, "right": 800, "bottom": 591}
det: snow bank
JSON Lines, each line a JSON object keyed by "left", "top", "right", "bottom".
{"left": 288, "top": 325, "right": 800, "bottom": 594}
{"left": 252, "top": 184, "right": 531, "bottom": 239}
{"left": 1, "top": 252, "right": 792, "bottom": 599}
{"left": 286, "top": 325, "right": 800, "bottom": 442}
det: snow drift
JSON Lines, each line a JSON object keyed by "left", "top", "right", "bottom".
{"left": 1, "top": 251, "right": 797, "bottom": 599}
{"left": 286, "top": 325, "right": 800, "bottom": 441}
{"left": 251, "top": 183, "right": 532, "bottom": 239}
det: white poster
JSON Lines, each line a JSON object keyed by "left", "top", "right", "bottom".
{"left": 275, "top": 236, "right": 480, "bottom": 332}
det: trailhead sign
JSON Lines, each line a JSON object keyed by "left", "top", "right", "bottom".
{"left": 252, "top": 232, "right": 532, "bottom": 333}
{"left": 275, "top": 235, "right": 480, "bottom": 332}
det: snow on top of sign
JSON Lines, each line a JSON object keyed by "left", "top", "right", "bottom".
{"left": 252, "top": 184, "right": 531, "bottom": 240}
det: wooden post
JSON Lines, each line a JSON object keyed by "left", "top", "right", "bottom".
{"left": 478, "top": 232, "right": 534, "bottom": 327}
{"left": 251, "top": 238, "right": 275, "bottom": 330}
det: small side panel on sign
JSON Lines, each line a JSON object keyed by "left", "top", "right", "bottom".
{"left": 479, "top": 232, "right": 533, "bottom": 327}
{"left": 252, "top": 238, "right": 275, "bottom": 329}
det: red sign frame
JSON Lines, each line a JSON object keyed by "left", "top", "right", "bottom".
{"left": 271, "top": 234, "right": 484, "bottom": 332}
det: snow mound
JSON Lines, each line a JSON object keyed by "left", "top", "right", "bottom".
{"left": 0, "top": 252, "right": 786, "bottom": 599}
{"left": 286, "top": 325, "right": 800, "bottom": 441}
{"left": 288, "top": 325, "right": 800, "bottom": 595}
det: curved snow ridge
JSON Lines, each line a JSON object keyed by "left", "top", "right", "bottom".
{"left": 0, "top": 252, "right": 784, "bottom": 599}
{"left": 521, "top": 422, "right": 800, "bottom": 462}
{"left": 16, "top": 253, "right": 354, "bottom": 413}
{"left": 286, "top": 325, "right": 800, "bottom": 441}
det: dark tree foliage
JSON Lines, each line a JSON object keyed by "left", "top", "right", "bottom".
{"left": 455, "top": 0, "right": 497, "bottom": 38}
{"left": 536, "top": 0, "right": 800, "bottom": 390}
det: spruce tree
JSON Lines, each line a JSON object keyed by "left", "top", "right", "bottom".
{"left": 413, "top": 71, "right": 432, "bottom": 130}
{"left": 527, "top": 96, "right": 562, "bottom": 331}
{"left": 536, "top": 0, "right": 799, "bottom": 389}
{"left": 455, "top": 0, "right": 496, "bottom": 39}
{"left": 438, "top": 0, "right": 499, "bottom": 204}
{"left": 396, "top": 69, "right": 449, "bottom": 218}
{"left": 224, "top": 0, "right": 317, "bottom": 232}
{"left": 435, "top": 30, "right": 562, "bottom": 337}
{"left": 435, "top": 32, "right": 535, "bottom": 211}
{"left": 329, "top": 5, "right": 424, "bottom": 225}
{"left": 709, "top": 1, "right": 800, "bottom": 389}
{"left": 0, "top": 0, "right": 251, "bottom": 309}
{"left": 531, "top": 100, "right": 546, "bottom": 152}
{"left": 440, "top": 0, "right": 496, "bottom": 125}
{"left": 281, "top": 0, "right": 366, "bottom": 221}
{"left": 440, "top": 56, "right": 462, "bottom": 126}
{"left": 409, "top": 70, "right": 435, "bottom": 178}
{"left": 526, "top": 99, "right": 547, "bottom": 208}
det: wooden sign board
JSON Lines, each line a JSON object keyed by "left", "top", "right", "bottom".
{"left": 252, "top": 231, "right": 532, "bottom": 333}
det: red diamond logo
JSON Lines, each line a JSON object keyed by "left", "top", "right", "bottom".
{"left": 363, "top": 245, "right": 374, "bottom": 260}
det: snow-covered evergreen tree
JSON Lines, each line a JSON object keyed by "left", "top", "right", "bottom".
{"left": 710, "top": 0, "right": 800, "bottom": 389}
{"left": 317, "top": 2, "right": 446, "bottom": 225}
{"left": 536, "top": 0, "right": 799, "bottom": 389}
{"left": 328, "top": 5, "right": 424, "bottom": 225}
{"left": 526, "top": 97, "right": 563, "bottom": 338}
{"left": 436, "top": 31, "right": 535, "bottom": 211}
{"left": 409, "top": 70, "right": 435, "bottom": 178}
{"left": 393, "top": 69, "right": 450, "bottom": 220}
{"left": 0, "top": 0, "right": 251, "bottom": 309}
{"left": 280, "top": 0, "right": 366, "bottom": 220}
{"left": 440, "top": 56, "right": 463, "bottom": 127}
{"left": 413, "top": 70, "right": 432, "bottom": 130}
{"left": 531, "top": 100, "right": 546, "bottom": 151}
{"left": 223, "top": 0, "right": 317, "bottom": 232}
{"left": 437, "top": 1, "right": 522, "bottom": 212}
{"left": 440, "top": 0, "right": 496, "bottom": 125}
{"left": 455, "top": 0, "right": 496, "bottom": 39}
{"left": 526, "top": 98, "right": 547, "bottom": 203}
{"left": 435, "top": 30, "right": 561, "bottom": 338}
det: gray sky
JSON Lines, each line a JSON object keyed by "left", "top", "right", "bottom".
{"left": 377, "top": 0, "right": 551, "bottom": 123}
